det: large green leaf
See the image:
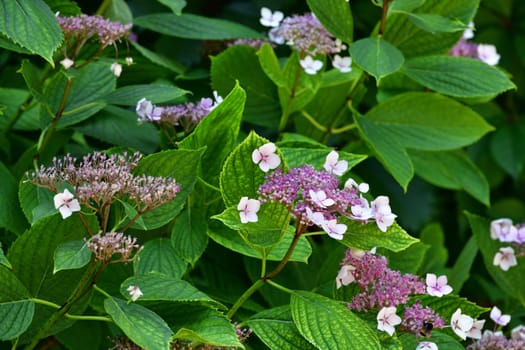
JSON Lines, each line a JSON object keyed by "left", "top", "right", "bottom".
{"left": 18, "top": 181, "right": 55, "bottom": 224}
{"left": 280, "top": 147, "right": 366, "bottom": 170}
{"left": 106, "top": 84, "right": 189, "bottom": 106}
{"left": 134, "top": 13, "right": 263, "bottom": 40}
{"left": 179, "top": 84, "right": 246, "bottom": 185}
{"left": 130, "top": 148, "right": 203, "bottom": 229}
{"left": 74, "top": 105, "right": 160, "bottom": 154}
{"left": 247, "top": 305, "right": 316, "bottom": 350}
{"left": 489, "top": 123, "right": 525, "bottom": 178}
{"left": 171, "top": 206, "right": 208, "bottom": 267}
{"left": 0, "top": 243, "right": 11, "bottom": 269}
{"left": 105, "top": 297, "right": 173, "bottom": 350}
{"left": 41, "top": 61, "right": 116, "bottom": 128}
{"left": 207, "top": 222, "right": 312, "bottom": 263}
{"left": 383, "top": 0, "right": 479, "bottom": 58}
{"left": 340, "top": 220, "right": 419, "bottom": 252}
{"left": 307, "top": 0, "right": 353, "bottom": 43}
{"left": 211, "top": 45, "right": 280, "bottom": 127}
{"left": 135, "top": 238, "right": 186, "bottom": 279}
{"left": 53, "top": 240, "right": 92, "bottom": 274}
{"left": 0, "top": 162, "right": 27, "bottom": 234}
{"left": 466, "top": 212, "right": 525, "bottom": 306}
{"left": 0, "top": 0, "right": 62, "bottom": 64}
{"left": 402, "top": 56, "right": 515, "bottom": 100}
{"left": 291, "top": 291, "right": 381, "bottom": 350}
{"left": 418, "top": 223, "right": 448, "bottom": 274}
{"left": 413, "top": 294, "right": 488, "bottom": 320}
{"left": 409, "top": 149, "right": 489, "bottom": 205}
{"left": 349, "top": 37, "right": 404, "bottom": 82}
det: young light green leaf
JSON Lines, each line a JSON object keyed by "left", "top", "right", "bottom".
{"left": 101, "top": 0, "right": 132, "bottom": 24}
{"left": 135, "top": 238, "right": 186, "bottom": 279}
{"left": 307, "top": 0, "right": 353, "bottom": 43}
{"left": 105, "top": 297, "right": 173, "bottom": 350}
{"left": 247, "top": 305, "right": 317, "bottom": 350}
{"left": 291, "top": 291, "right": 381, "bottom": 350}
{"left": 120, "top": 274, "right": 221, "bottom": 307}
{"left": 171, "top": 207, "right": 208, "bottom": 266}
{"left": 157, "top": 0, "right": 187, "bottom": 15}
{"left": 53, "top": 240, "right": 92, "bottom": 274}
{"left": 0, "top": 0, "right": 63, "bottom": 65}
{"left": 350, "top": 37, "right": 404, "bottom": 82}
{"left": 106, "top": 84, "right": 189, "bottom": 106}
{"left": 409, "top": 149, "right": 490, "bottom": 205}
{"left": 406, "top": 13, "right": 467, "bottom": 33}
{"left": 340, "top": 220, "right": 419, "bottom": 252}
{"left": 402, "top": 56, "right": 516, "bottom": 100}
{"left": 134, "top": 13, "right": 263, "bottom": 40}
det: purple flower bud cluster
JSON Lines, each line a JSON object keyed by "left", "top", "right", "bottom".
{"left": 449, "top": 23, "right": 500, "bottom": 66}
{"left": 401, "top": 301, "right": 445, "bottom": 336}
{"left": 228, "top": 38, "right": 274, "bottom": 50}
{"left": 28, "top": 151, "right": 180, "bottom": 212}
{"left": 57, "top": 14, "right": 132, "bottom": 48}
{"left": 269, "top": 13, "right": 343, "bottom": 56}
{"left": 340, "top": 251, "right": 426, "bottom": 311}
{"left": 136, "top": 97, "right": 215, "bottom": 126}
{"left": 466, "top": 330, "right": 525, "bottom": 350}
{"left": 86, "top": 231, "right": 142, "bottom": 263}
{"left": 257, "top": 164, "right": 362, "bottom": 224}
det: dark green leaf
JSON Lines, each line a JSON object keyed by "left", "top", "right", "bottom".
{"left": 307, "top": 0, "right": 353, "bottom": 43}
{"left": 130, "top": 41, "right": 186, "bottom": 74}
{"left": 0, "top": 299, "right": 35, "bottom": 341}
{"left": 136, "top": 238, "right": 186, "bottom": 279}
{"left": 389, "top": 0, "right": 426, "bottom": 12}
{"left": 489, "top": 123, "right": 525, "bottom": 178}
{"left": 0, "top": 243, "right": 11, "bottom": 269}
{"left": 0, "top": 162, "right": 27, "bottom": 234}
{"left": 448, "top": 235, "right": 478, "bottom": 292}
{"left": 419, "top": 223, "right": 448, "bottom": 273}
{"left": 45, "top": 0, "right": 82, "bottom": 16}
{"left": 106, "top": 84, "right": 189, "bottom": 106}
{"left": 171, "top": 207, "right": 208, "bottom": 266}
{"left": 257, "top": 43, "right": 285, "bottom": 87}
{"left": 101, "top": 0, "right": 132, "bottom": 24}
{"left": 349, "top": 37, "right": 404, "bottom": 81}
{"left": 0, "top": 87, "right": 40, "bottom": 131}
{"left": 157, "top": 0, "right": 187, "bottom": 15}
{"left": 53, "top": 240, "right": 92, "bottom": 273}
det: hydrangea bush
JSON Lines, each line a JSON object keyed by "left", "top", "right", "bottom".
{"left": 0, "top": 0, "right": 524, "bottom": 349}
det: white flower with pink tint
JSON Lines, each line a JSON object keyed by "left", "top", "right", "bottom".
{"left": 309, "top": 190, "right": 335, "bottom": 208}
{"left": 332, "top": 55, "right": 352, "bottom": 73}
{"left": 321, "top": 219, "right": 347, "bottom": 240}
{"left": 344, "top": 178, "right": 369, "bottom": 193}
{"left": 54, "top": 189, "right": 81, "bottom": 219}
{"left": 477, "top": 44, "right": 500, "bottom": 66}
{"left": 416, "top": 342, "right": 438, "bottom": 350}
{"left": 371, "top": 196, "right": 397, "bottom": 232}
{"left": 490, "top": 218, "right": 517, "bottom": 242}
{"left": 493, "top": 247, "right": 518, "bottom": 271}
{"left": 237, "top": 197, "right": 260, "bottom": 223}
{"left": 377, "top": 306, "right": 401, "bottom": 336}
{"left": 305, "top": 207, "right": 325, "bottom": 226}
{"left": 324, "top": 150, "right": 348, "bottom": 176}
{"left": 490, "top": 306, "right": 511, "bottom": 326}
{"left": 110, "top": 62, "right": 122, "bottom": 77}
{"left": 60, "top": 58, "right": 74, "bottom": 69}
{"left": 467, "top": 319, "right": 485, "bottom": 339}
{"left": 252, "top": 143, "right": 281, "bottom": 172}
{"left": 300, "top": 55, "right": 323, "bottom": 75}
{"left": 451, "top": 308, "right": 474, "bottom": 340}
{"left": 426, "top": 273, "right": 453, "bottom": 297}
{"left": 260, "top": 7, "right": 284, "bottom": 27}
{"left": 127, "top": 285, "right": 143, "bottom": 302}
{"left": 336, "top": 264, "right": 355, "bottom": 288}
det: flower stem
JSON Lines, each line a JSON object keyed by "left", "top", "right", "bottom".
{"left": 226, "top": 279, "right": 265, "bottom": 319}
{"left": 379, "top": 0, "right": 390, "bottom": 36}
{"left": 267, "top": 280, "right": 293, "bottom": 294}
{"left": 30, "top": 298, "right": 112, "bottom": 322}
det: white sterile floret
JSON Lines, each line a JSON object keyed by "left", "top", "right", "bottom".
{"left": 309, "top": 189, "right": 335, "bottom": 208}
{"left": 477, "top": 44, "right": 500, "bottom": 66}
{"left": 371, "top": 196, "right": 397, "bottom": 232}
{"left": 426, "top": 273, "right": 453, "bottom": 297}
{"left": 125, "top": 57, "right": 133, "bottom": 66}
{"left": 493, "top": 247, "right": 518, "bottom": 271}
{"left": 60, "top": 58, "right": 74, "bottom": 69}
{"left": 344, "top": 178, "right": 369, "bottom": 193}
{"left": 136, "top": 98, "right": 154, "bottom": 121}
{"left": 377, "top": 306, "right": 402, "bottom": 336}
{"left": 53, "top": 189, "right": 81, "bottom": 219}
{"left": 127, "top": 285, "right": 143, "bottom": 302}
{"left": 110, "top": 62, "right": 122, "bottom": 77}
{"left": 332, "top": 55, "right": 352, "bottom": 73}
{"left": 300, "top": 55, "right": 323, "bottom": 75}
{"left": 210, "top": 90, "right": 223, "bottom": 111}
{"left": 321, "top": 219, "right": 347, "bottom": 240}
{"left": 324, "top": 150, "right": 348, "bottom": 176}
{"left": 490, "top": 218, "right": 517, "bottom": 242}
{"left": 237, "top": 197, "right": 260, "bottom": 223}
{"left": 336, "top": 264, "right": 355, "bottom": 288}
{"left": 306, "top": 207, "right": 325, "bottom": 226}
{"left": 490, "top": 306, "right": 511, "bottom": 326}
{"left": 463, "top": 21, "right": 475, "bottom": 39}
{"left": 260, "top": 7, "right": 284, "bottom": 27}
{"left": 416, "top": 342, "right": 438, "bottom": 350}
{"left": 451, "top": 308, "right": 474, "bottom": 340}
{"left": 252, "top": 143, "right": 281, "bottom": 172}
{"left": 467, "top": 319, "right": 485, "bottom": 339}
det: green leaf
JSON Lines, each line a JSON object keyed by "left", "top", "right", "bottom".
{"left": 170, "top": 305, "right": 242, "bottom": 348}
{"left": 406, "top": 13, "right": 467, "bottom": 33}
{"left": 349, "top": 37, "right": 404, "bottom": 82}
{"left": 18, "top": 181, "right": 55, "bottom": 224}
{"left": 104, "top": 297, "right": 173, "bottom": 350}
{"left": 136, "top": 238, "right": 186, "bottom": 279}
{"left": 448, "top": 235, "right": 478, "bottom": 292}
{"left": 45, "top": 0, "right": 82, "bottom": 16}
{"left": 409, "top": 149, "right": 490, "bottom": 205}
{"left": 340, "top": 220, "right": 419, "bottom": 252}
{"left": 171, "top": 207, "right": 208, "bottom": 266}
{"left": 101, "top": 0, "right": 132, "bottom": 24}
{"left": 0, "top": 0, "right": 62, "bottom": 65}
{"left": 389, "top": 0, "right": 426, "bottom": 12}
{"left": 130, "top": 148, "right": 203, "bottom": 229}
{"left": 134, "top": 13, "right": 263, "bottom": 40}
{"left": 419, "top": 223, "right": 448, "bottom": 273}
{"left": 382, "top": 0, "right": 479, "bottom": 58}
{"left": 402, "top": 56, "right": 516, "bottom": 100}
{"left": 466, "top": 212, "right": 525, "bottom": 305}
{"left": 106, "top": 84, "right": 189, "bottom": 106}
{"left": 179, "top": 84, "right": 245, "bottom": 185}
{"left": 307, "top": 0, "right": 353, "bottom": 43}
{"left": 291, "top": 291, "right": 381, "bottom": 350}
{"left": 130, "top": 41, "right": 186, "bottom": 74}
{"left": 41, "top": 61, "right": 116, "bottom": 128}
{"left": 257, "top": 43, "right": 285, "bottom": 87}
{"left": 53, "top": 240, "right": 92, "bottom": 273}
{"left": 280, "top": 147, "right": 367, "bottom": 170}
{"left": 399, "top": 331, "right": 463, "bottom": 350}
{"left": 18, "top": 59, "right": 44, "bottom": 102}
{"left": 490, "top": 123, "right": 525, "bottom": 178}
{"left": 0, "top": 162, "right": 27, "bottom": 234}
{"left": 0, "top": 266, "right": 34, "bottom": 340}
{"left": 247, "top": 306, "right": 316, "bottom": 350}
{"left": 0, "top": 243, "right": 11, "bottom": 269}
{"left": 380, "top": 242, "right": 428, "bottom": 274}
{"left": 0, "top": 87, "right": 40, "bottom": 131}
{"left": 211, "top": 45, "right": 280, "bottom": 127}
{"left": 75, "top": 105, "right": 160, "bottom": 155}
{"left": 413, "top": 293, "right": 488, "bottom": 320}
{"left": 157, "top": 0, "right": 187, "bottom": 15}
{"left": 207, "top": 222, "right": 312, "bottom": 263}
{"left": 120, "top": 274, "right": 220, "bottom": 307}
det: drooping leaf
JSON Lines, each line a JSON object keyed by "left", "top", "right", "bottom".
{"left": 349, "top": 37, "right": 404, "bottom": 82}
{"left": 135, "top": 238, "right": 186, "bottom": 279}
{"left": 0, "top": 0, "right": 62, "bottom": 64}
{"left": 291, "top": 291, "right": 381, "bottom": 350}
{"left": 105, "top": 297, "right": 173, "bottom": 350}
{"left": 53, "top": 240, "right": 92, "bottom": 273}
{"left": 134, "top": 13, "right": 263, "bottom": 40}
{"left": 307, "top": 0, "right": 353, "bottom": 43}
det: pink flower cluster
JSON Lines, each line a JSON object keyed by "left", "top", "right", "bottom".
{"left": 490, "top": 218, "right": 524, "bottom": 271}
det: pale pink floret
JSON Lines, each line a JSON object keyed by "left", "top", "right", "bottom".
{"left": 259, "top": 7, "right": 284, "bottom": 28}
{"left": 451, "top": 308, "right": 474, "bottom": 340}
{"left": 426, "top": 273, "right": 453, "bottom": 297}
{"left": 324, "top": 150, "right": 348, "bottom": 176}
{"left": 53, "top": 189, "right": 81, "bottom": 219}
{"left": 110, "top": 62, "right": 122, "bottom": 77}
{"left": 377, "top": 306, "right": 402, "bottom": 336}
{"left": 237, "top": 197, "right": 261, "bottom": 223}
{"left": 305, "top": 207, "right": 325, "bottom": 226}
{"left": 300, "top": 55, "right": 323, "bottom": 75}
{"left": 416, "top": 342, "right": 438, "bottom": 350}
{"left": 493, "top": 247, "right": 518, "bottom": 271}
{"left": 309, "top": 189, "right": 335, "bottom": 208}
{"left": 252, "top": 143, "right": 281, "bottom": 172}
{"left": 490, "top": 306, "right": 511, "bottom": 326}
{"left": 371, "top": 196, "right": 397, "bottom": 232}
{"left": 477, "top": 44, "right": 500, "bottom": 66}
{"left": 336, "top": 264, "right": 356, "bottom": 288}
{"left": 467, "top": 319, "right": 486, "bottom": 340}
{"left": 490, "top": 218, "right": 517, "bottom": 242}
{"left": 332, "top": 55, "right": 352, "bottom": 73}
{"left": 321, "top": 219, "right": 347, "bottom": 240}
